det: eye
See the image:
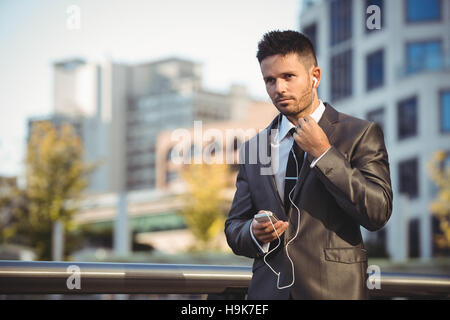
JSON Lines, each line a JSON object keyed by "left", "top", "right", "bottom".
{"left": 285, "top": 74, "right": 294, "bottom": 79}
{"left": 265, "top": 78, "right": 275, "bottom": 84}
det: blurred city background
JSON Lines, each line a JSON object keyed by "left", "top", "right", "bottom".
{"left": 0, "top": 0, "right": 449, "bottom": 299}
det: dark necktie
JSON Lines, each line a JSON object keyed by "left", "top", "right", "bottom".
{"left": 284, "top": 128, "right": 304, "bottom": 214}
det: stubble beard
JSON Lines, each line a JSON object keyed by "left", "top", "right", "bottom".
{"left": 276, "top": 88, "right": 314, "bottom": 120}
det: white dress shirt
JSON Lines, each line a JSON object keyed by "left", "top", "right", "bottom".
{"left": 250, "top": 100, "right": 331, "bottom": 253}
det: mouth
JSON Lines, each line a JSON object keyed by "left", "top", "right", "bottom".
{"left": 276, "top": 97, "right": 293, "bottom": 102}
{"left": 276, "top": 98, "right": 293, "bottom": 105}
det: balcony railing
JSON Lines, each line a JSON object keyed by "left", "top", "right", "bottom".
{"left": 0, "top": 260, "right": 449, "bottom": 299}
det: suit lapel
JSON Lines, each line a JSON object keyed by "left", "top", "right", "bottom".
{"left": 290, "top": 104, "right": 339, "bottom": 210}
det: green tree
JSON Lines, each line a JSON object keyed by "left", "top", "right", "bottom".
{"left": 179, "top": 163, "right": 231, "bottom": 251}
{"left": 1, "top": 121, "right": 96, "bottom": 260}
{"left": 428, "top": 151, "right": 450, "bottom": 251}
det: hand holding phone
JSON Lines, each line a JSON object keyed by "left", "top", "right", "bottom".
{"left": 252, "top": 210, "right": 289, "bottom": 244}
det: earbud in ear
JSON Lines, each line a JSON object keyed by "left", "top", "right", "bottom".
{"left": 313, "top": 77, "right": 318, "bottom": 88}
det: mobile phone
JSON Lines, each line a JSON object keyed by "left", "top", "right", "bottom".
{"left": 254, "top": 211, "right": 279, "bottom": 224}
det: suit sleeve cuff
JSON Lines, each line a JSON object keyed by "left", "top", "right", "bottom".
{"left": 249, "top": 220, "right": 269, "bottom": 253}
{"left": 310, "top": 147, "right": 332, "bottom": 168}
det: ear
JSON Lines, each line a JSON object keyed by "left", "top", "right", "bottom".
{"left": 311, "top": 66, "right": 321, "bottom": 89}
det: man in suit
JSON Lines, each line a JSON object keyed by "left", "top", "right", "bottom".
{"left": 224, "top": 30, "right": 393, "bottom": 299}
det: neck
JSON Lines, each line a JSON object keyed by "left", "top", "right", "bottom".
{"left": 287, "top": 97, "right": 320, "bottom": 126}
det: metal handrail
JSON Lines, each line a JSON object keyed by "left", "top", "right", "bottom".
{"left": 0, "top": 260, "right": 251, "bottom": 295}
{"left": 0, "top": 260, "right": 449, "bottom": 299}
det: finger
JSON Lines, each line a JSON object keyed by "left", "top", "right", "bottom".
{"left": 275, "top": 220, "right": 289, "bottom": 230}
{"left": 267, "top": 220, "right": 282, "bottom": 228}
{"left": 252, "top": 219, "right": 270, "bottom": 229}
{"left": 293, "top": 131, "right": 303, "bottom": 142}
{"left": 264, "top": 221, "right": 289, "bottom": 240}
{"left": 263, "top": 224, "right": 278, "bottom": 233}
{"left": 255, "top": 219, "right": 285, "bottom": 231}
{"left": 272, "top": 225, "right": 288, "bottom": 237}
{"left": 301, "top": 117, "right": 312, "bottom": 130}
{"left": 253, "top": 223, "right": 274, "bottom": 235}
{"left": 253, "top": 227, "right": 270, "bottom": 238}
{"left": 256, "top": 224, "right": 280, "bottom": 239}
{"left": 261, "top": 228, "right": 286, "bottom": 242}
{"left": 259, "top": 233, "right": 278, "bottom": 242}
{"left": 298, "top": 117, "right": 306, "bottom": 129}
{"left": 274, "top": 221, "right": 288, "bottom": 230}
{"left": 293, "top": 131, "right": 304, "bottom": 147}
{"left": 261, "top": 224, "right": 288, "bottom": 241}
{"left": 271, "top": 221, "right": 284, "bottom": 228}
{"left": 254, "top": 231, "right": 272, "bottom": 243}
{"left": 259, "top": 230, "right": 277, "bottom": 239}
{"left": 277, "top": 222, "right": 289, "bottom": 234}
{"left": 252, "top": 222, "right": 270, "bottom": 237}
{"left": 304, "top": 115, "right": 314, "bottom": 123}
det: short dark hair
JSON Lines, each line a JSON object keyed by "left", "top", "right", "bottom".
{"left": 256, "top": 30, "right": 318, "bottom": 67}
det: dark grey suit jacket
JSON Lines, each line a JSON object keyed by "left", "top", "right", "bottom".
{"left": 225, "top": 103, "right": 393, "bottom": 300}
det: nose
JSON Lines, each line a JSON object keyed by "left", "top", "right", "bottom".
{"left": 274, "top": 79, "right": 286, "bottom": 95}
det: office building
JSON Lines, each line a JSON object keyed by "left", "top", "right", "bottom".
{"left": 51, "top": 57, "right": 253, "bottom": 193}
{"left": 299, "top": 0, "right": 450, "bottom": 260}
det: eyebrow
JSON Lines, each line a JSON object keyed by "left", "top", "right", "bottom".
{"left": 263, "top": 72, "right": 296, "bottom": 82}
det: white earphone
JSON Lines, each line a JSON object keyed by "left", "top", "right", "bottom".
{"left": 264, "top": 115, "right": 303, "bottom": 290}
{"left": 263, "top": 149, "right": 302, "bottom": 290}
{"left": 313, "top": 77, "right": 318, "bottom": 88}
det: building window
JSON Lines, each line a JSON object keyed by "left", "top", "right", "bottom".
{"left": 406, "top": 40, "right": 442, "bottom": 75}
{"left": 366, "top": 107, "right": 385, "bottom": 133}
{"left": 398, "top": 157, "right": 419, "bottom": 199}
{"left": 330, "top": 0, "right": 352, "bottom": 46}
{"left": 365, "top": 0, "right": 384, "bottom": 33}
{"left": 440, "top": 90, "right": 450, "bottom": 133}
{"left": 366, "top": 49, "right": 384, "bottom": 91}
{"left": 432, "top": 215, "right": 450, "bottom": 256}
{"left": 408, "top": 218, "right": 420, "bottom": 258}
{"left": 397, "top": 96, "right": 418, "bottom": 140}
{"left": 330, "top": 49, "right": 352, "bottom": 101}
{"left": 406, "top": 0, "right": 441, "bottom": 23}
{"left": 303, "top": 23, "right": 318, "bottom": 55}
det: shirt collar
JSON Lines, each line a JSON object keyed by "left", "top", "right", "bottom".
{"left": 276, "top": 100, "right": 326, "bottom": 144}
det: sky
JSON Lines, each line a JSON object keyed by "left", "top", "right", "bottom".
{"left": 0, "top": 0, "right": 301, "bottom": 178}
